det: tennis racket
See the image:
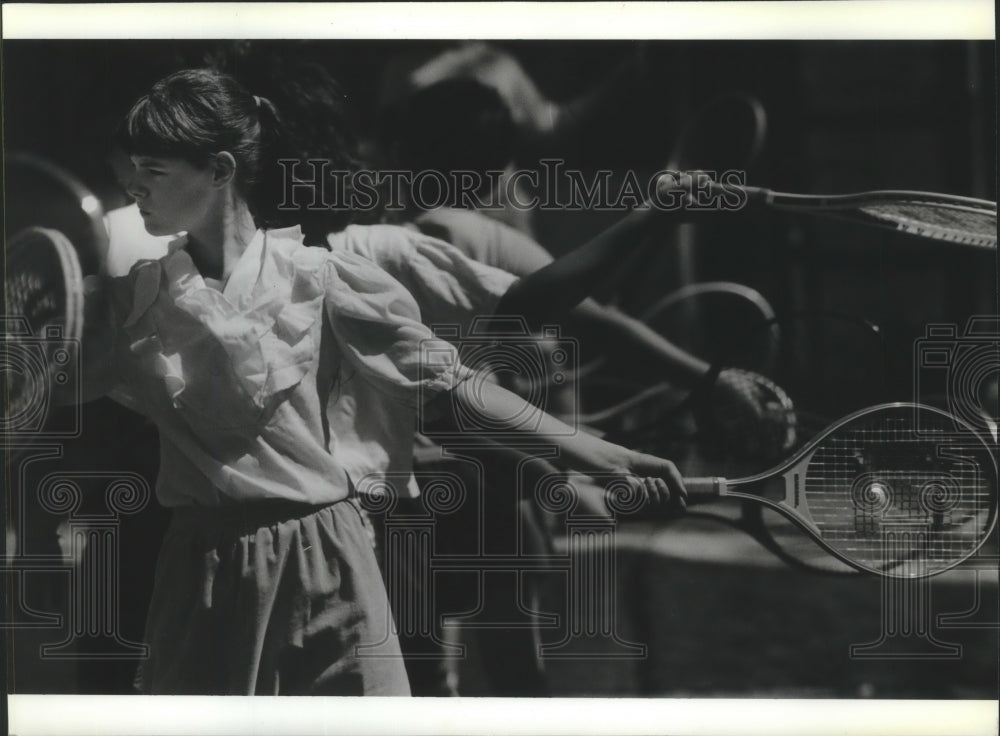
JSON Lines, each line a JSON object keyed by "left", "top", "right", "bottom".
{"left": 665, "top": 92, "right": 768, "bottom": 173}
{"left": 6, "top": 152, "right": 109, "bottom": 274}
{"left": 655, "top": 174, "right": 997, "bottom": 249}
{"left": 687, "top": 178, "right": 998, "bottom": 249}
{"left": 744, "top": 186, "right": 997, "bottom": 249}
{"left": 674, "top": 402, "right": 997, "bottom": 578}
{"left": 3, "top": 154, "right": 102, "bottom": 439}
{"left": 2, "top": 227, "right": 85, "bottom": 437}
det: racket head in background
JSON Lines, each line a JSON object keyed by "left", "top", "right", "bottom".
{"left": 761, "top": 189, "right": 997, "bottom": 250}
{"left": 787, "top": 402, "right": 997, "bottom": 578}
{"left": 3, "top": 154, "right": 107, "bottom": 437}
{"left": 2, "top": 228, "right": 85, "bottom": 438}
{"left": 605, "top": 281, "right": 785, "bottom": 462}
{"left": 5, "top": 152, "right": 109, "bottom": 276}
{"left": 640, "top": 281, "right": 781, "bottom": 376}
{"left": 666, "top": 92, "right": 768, "bottom": 174}
{"left": 855, "top": 196, "right": 996, "bottom": 249}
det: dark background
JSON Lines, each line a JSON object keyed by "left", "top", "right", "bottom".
{"left": 5, "top": 40, "right": 996, "bottom": 416}
{"left": 3, "top": 40, "right": 997, "bottom": 697}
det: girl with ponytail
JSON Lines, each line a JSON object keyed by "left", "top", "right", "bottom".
{"left": 78, "top": 67, "right": 687, "bottom": 696}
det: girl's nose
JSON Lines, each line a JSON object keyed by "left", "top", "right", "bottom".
{"left": 125, "top": 173, "right": 146, "bottom": 201}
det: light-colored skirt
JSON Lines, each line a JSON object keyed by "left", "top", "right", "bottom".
{"left": 135, "top": 497, "right": 410, "bottom": 695}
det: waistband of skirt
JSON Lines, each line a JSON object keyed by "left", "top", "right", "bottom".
{"left": 168, "top": 494, "right": 359, "bottom": 535}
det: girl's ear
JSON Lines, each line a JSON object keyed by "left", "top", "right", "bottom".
{"left": 212, "top": 151, "right": 237, "bottom": 188}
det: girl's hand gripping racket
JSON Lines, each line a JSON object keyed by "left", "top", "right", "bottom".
{"left": 679, "top": 403, "right": 997, "bottom": 578}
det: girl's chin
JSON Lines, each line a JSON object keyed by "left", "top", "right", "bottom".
{"left": 140, "top": 217, "right": 171, "bottom": 236}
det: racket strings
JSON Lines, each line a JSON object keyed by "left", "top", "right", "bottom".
{"left": 858, "top": 202, "right": 997, "bottom": 247}
{"left": 3, "top": 272, "right": 63, "bottom": 427}
{"left": 804, "top": 414, "right": 994, "bottom": 574}
{"left": 2, "top": 229, "right": 80, "bottom": 430}
{"left": 6, "top": 270, "right": 66, "bottom": 328}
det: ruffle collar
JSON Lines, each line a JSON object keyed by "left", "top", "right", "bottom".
{"left": 118, "top": 226, "right": 326, "bottom": 414}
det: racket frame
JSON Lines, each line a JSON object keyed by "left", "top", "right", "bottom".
{"left": 6, "top": 151, "right": 110, "bottom": 272}
{"left": 685, "top": 401, "right": 999, "bottom": 578}
{"left": 740, "top": 186, "right": 997, "bottom": 248}
{"left": 4, "top": 226, "right": 85, "bottom": 342}
{"left": 3, "top": 226, "right": 86, "bottom": 441}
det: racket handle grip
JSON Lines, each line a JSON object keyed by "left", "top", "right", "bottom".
{"left": 682, "top": 476, "right": 727, "bottom": 506}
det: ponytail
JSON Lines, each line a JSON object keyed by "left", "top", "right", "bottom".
{"left": 118, "top": 67, "right": 361, "bottom": 244}
{"left": 212, "top": 52, "right": 374, "bottom": 241}
{"left": 248, "top": 93, "right": 294, "bottom": 232}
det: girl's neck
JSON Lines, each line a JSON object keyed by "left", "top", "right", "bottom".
{"left": 185, "top": 198, "right": 258, "bottom": 282}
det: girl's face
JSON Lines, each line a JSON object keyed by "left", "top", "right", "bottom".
{"left": 126, "top": 155, "right": 219, "bottom": 236}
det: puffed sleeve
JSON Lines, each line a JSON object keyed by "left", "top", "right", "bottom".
{"left": 320, "top": 248, "right": 475, "bottom": 408}
{"left": 412, "top": 209, "right": 555, "bottom": 277}
{"left": 328, "top": 224, "right": 519, "bottom": 328}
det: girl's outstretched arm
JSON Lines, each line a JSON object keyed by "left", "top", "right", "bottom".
{"left": 430, "top": 378, "right": 688, "bottom": 512}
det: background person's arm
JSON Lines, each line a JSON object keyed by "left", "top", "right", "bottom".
{"left": 495, "top": 173, "right": 707, "bottom": 327}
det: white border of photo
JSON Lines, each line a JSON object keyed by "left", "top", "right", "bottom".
{"left": 2, "top": 3, "right": 996, "bottom": 735}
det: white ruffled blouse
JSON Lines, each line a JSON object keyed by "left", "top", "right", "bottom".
{"left": 327, "top": 223, "right": 518, "bottom": 329}
{"left": 102, "top": 225, "right": 472, "bottom": 507}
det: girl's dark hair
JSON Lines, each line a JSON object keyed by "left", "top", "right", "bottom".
{"left": 118, "top": 65, "right": 363, "bottom": 243}
{"left": 207, "top": 46, "right": 372, "bottom": 236}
